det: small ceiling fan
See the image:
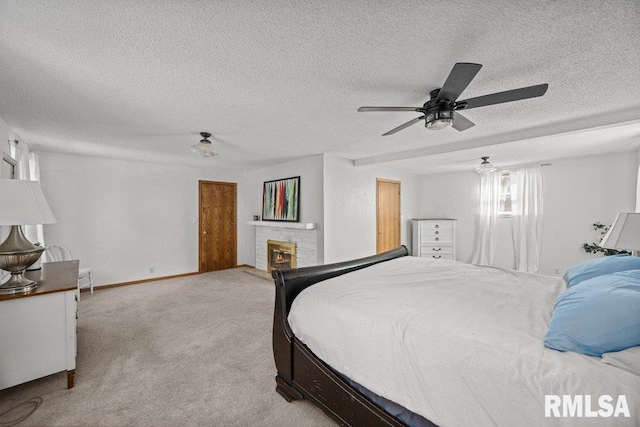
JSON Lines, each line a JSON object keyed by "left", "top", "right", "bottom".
{"left": 358, "top": 63, "right": 548, "bottom": 136}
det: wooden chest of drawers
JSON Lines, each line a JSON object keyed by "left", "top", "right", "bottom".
{"left": 411, "top": 219, "right": 457, "bottom": 260}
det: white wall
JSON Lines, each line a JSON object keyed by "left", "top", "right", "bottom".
{"left": 241, "top": 154, "right": 325, "bottom": 267}
{"left": 38, "top": 151, "right": 244, "bottom": 286}
{"left": 323, "top": 155, "right": 421, "bottom": 263}
{"left": 419, "top": 170, "right": 478, "bottom": 264}
{"left": 420, "top": 151, "right": 638, "bottom": 276}
{"left": 241, "top": 154, "right": 421, "bottom": 267}
{"left": 0, "top": 118, "right": 11, "bottom": 157}
{"left": 540, "top": 153, "right": 636, "bottom": 275}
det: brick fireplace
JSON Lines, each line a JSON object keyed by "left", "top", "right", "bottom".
{"left": 250, "top": 222, "right": 318, "bottom": 271}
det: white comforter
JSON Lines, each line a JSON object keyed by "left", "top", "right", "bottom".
{"left": 288, "top": 257, "right": 640, "bottom": 426}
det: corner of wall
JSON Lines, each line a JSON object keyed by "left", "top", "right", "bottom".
{"left": 0, "top": 115, "right": 15, "bottom": 156}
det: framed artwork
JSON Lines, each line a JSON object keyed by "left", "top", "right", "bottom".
{"left": 262, "top": 176, "right": 300, "bottom": 222}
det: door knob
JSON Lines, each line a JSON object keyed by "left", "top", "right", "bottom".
{"left": 203, "top": 231, "right": 207, "bottom": 234}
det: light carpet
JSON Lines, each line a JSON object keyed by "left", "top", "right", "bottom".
{"left": 0, "top": 268, "right": 333, "bottom": 426}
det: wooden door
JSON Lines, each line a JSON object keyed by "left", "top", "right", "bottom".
{"left": 199, "top": 181, "right": 237, "bottom": 272}
{"left": 376, "top": 178, "right": 401, "bottom": 253}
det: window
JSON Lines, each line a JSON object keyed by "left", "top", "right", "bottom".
{"left": 499, "top": 170, "right": 512, "bottom": 217}
{"left": 2, "top": 154, "right": 16, "bottom": 179}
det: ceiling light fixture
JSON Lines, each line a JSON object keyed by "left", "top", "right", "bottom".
{"left": 425, "top": 111, "right": 453, "bottom": 130}
{"left": 190, "top": 132, "right": 218, "bottom": 157}
{"left": 474, "top": 156, "right": 497, "bottom": 174}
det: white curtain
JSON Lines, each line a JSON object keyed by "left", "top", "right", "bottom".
{"left": 471, "top": 170, "right": 501, "bottom": 266}
{"left": 13, "top": 141, "right": 45, "bottom": 245}
{"left": 510, "top": 165, "right": 544, "bottom": 273}
{"left": 636, "top": 164, "right": 640, "bottom": 213}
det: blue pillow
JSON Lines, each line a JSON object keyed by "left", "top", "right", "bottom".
{"left": 544, "top": 270, "right": 640, "bottom": 357}
{"left": 563, "top": 254, "right": 640, "bottom": 287}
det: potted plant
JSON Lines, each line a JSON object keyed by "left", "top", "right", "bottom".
{"left": 582, "top": 222, "right": 629, "bottom": 256}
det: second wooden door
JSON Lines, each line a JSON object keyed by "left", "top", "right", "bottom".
{"left": 199, "top": 181, "right": 237, "bottom": 272}
{"left": 376, "top": 178, "right": 401, "bottom": 253}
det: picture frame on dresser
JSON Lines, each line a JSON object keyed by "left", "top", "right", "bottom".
{"left": 411, "top": 218, "right": 457, "bottom": 260}
{"left": 262, "top": 176, "right": 300, "bottom": 222}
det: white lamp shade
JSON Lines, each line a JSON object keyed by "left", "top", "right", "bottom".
{"left": 0, "top": 179, "right": 57, "bottom": 225}
{"left": 599, "top": 213, "right": 640, "bottom": 251}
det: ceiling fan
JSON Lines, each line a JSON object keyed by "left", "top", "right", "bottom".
{"left": 358, "top": 63, "right": 548, "bottom": 136}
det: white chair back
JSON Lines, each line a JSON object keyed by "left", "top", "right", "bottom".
{"left": 45, "top": 244, "right": 73, "bottom": 263}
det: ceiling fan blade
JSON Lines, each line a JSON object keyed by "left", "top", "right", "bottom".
{"left": 436, "top": 63, "right": 482, "bottom": 103}
{"left": 460, "top": 83, "right": 549, "bottom": 110}
{"left": 358, "top": 107, "right": 420, "bottom": 112}
{"left": 452, "top": 112, "right": 475, "bottom": 131}
{"left": 382, "top": 116, "right": 424, "bottom": 136}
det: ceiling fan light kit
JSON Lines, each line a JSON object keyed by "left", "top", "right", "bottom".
{"left": 358, "top": 63, "right": 548, "bottom": 136}
{"left": 190, "top": 132, "right": 218, "bottom": 157}
{"left": 475, "top": 156, "right": 498, "bottom": 174}
{"left": 425, "top": 110, "right": 453, "bottom": 130}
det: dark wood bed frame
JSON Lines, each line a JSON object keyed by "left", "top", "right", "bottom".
{"left": 271, "top": 246, "right": 438, "bottom": 427}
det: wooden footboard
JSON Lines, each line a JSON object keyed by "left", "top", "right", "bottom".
{"left": 272, "top": 246, "right": 435, "bottom": 426}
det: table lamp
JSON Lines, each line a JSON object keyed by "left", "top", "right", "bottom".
{"left": 0, "top": 179, "right": 57, "bottom": 295}
{"left": 599, "top": 213, "right": 640, "bottom": 254}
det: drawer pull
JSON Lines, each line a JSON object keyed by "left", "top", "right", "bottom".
{"left": 435, "top": 230, "right": 439, "bottom": 234}
{"left": 433, "top": 255, "right": 441, "bottom": 259}
{"left": 435, "top": 237, "right": 439, "bottom": 241}
{"left": 432, "top": 248, "right": 441, "bottom": 251}
{"left": 435, "top": 224, "right": 439, "bottom": 228}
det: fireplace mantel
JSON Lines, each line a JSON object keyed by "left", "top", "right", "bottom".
{"left": 247, "top": 221, "right": 316, "bottom": 230}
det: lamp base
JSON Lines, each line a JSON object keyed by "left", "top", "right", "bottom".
{"left": 0, "top": 273, "right": 37, "bottom": 295}
{"left": 0, "top": 225, "right": 45, "bottom": 295}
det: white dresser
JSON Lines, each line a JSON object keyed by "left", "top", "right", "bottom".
{"left": 0, "top": 260, "right": 79, "bottom": 390}
{"left": 411, "top": 219, "right": 457, "bottom": 260}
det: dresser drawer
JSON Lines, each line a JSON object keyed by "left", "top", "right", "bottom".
{"left": 420, "top": 246, "right": 453, "bottom": 255}
{"left": 419, "top": 221, "right": 453, "bottom": 231}
{"left": 420, "top": 229, "right": 453, "bottom": 243}
{"left": 421, "top": 253, "right": 454, "bottom": 260}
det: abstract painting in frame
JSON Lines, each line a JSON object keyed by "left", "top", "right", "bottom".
{"left": 262, "top": 176, "right": 300, "bottom": 222}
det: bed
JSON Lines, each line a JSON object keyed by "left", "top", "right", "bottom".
{"left": 271, "top": 246, "right": 640, "bottom": 426}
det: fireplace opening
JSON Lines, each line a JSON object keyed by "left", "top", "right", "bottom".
{"left": 267, "top": 240, "right": 297, "bottom": 272}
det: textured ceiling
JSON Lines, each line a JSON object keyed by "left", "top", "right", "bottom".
{"left": 0, "top": 0, "right": 639, "bottom": 174}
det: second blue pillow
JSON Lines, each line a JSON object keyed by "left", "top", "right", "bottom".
{"left": 545, "top": 270, "right": 640, "bottom": 357}
{"left": 564, "top": 254, "right": 640, "bottom": 287}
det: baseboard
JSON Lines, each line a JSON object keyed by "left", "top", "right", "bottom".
{"left": 87, "top": 265, "right": 257, "bottom": 292}
{"left": 93, "top": 271, "right": 200, "bottom": 291}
